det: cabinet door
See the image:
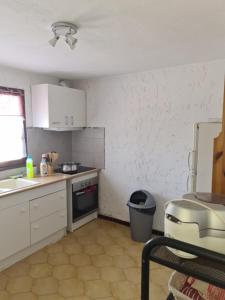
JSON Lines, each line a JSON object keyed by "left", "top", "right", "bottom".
{"left": 67, "top": 89, "right": 86, "bottom": 127}
{"left": 0, "top": 203, "right": 30, "bottom": 261}
{"left": 48, "top": 85, "right": 86, "bottom": 128}
{"left": 48, "top": 85, "right": 68, "bottom": 128}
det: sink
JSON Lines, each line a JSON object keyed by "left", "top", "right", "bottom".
{"left": 0, "top": 178, "right": 39, "bottom": 194}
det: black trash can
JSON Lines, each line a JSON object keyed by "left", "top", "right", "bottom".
{"left": 127, "top": 190, "right": 156, "bottom": 242}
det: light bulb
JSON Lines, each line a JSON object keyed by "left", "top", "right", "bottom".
{"left": 49, "top": 35, "right": 59, "bottom": 47}
{"left": 65, "top": 34, "right": 77, "bottom": 50}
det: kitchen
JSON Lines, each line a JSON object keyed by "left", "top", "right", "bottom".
{"left": 0, "top": 1, "right": 225, "bottom": 300}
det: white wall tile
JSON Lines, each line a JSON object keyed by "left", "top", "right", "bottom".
{"left": 27, "top": 128, "right": 72, "bottom": 168}
{"left": 72, "top": 128, "right": 105, "bottom": 169}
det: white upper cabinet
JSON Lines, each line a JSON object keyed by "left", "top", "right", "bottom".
{"left": 32, "top": 84, "right": 86, "bottom": 130}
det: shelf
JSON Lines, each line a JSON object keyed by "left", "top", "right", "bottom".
{"left": 141, "top": 237, "right": 225, "bottom": 300}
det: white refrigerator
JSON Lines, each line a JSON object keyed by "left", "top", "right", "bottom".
{"left": 188, "top": 122, "right": 221, "bottom": 192}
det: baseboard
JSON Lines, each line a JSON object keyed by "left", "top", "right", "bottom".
{"left": 98, "top": 214, "right": 130, "bottom": 226}
{"left": 98, "top": 214, "right": 164, "bottom": 236}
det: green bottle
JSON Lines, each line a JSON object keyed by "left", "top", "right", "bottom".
{"left": 26, "top": 155, "right": 34, "bottom": 178}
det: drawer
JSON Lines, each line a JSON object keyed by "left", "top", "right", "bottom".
{"left": 30, "top": 190, "right": 66, "bottom": 222}
{"left": 31, "top": 209, "right": 67, "bottom": 244}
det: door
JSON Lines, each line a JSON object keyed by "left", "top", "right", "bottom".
{"left": 0, "top": 202, "right": 30, "bottom": 261}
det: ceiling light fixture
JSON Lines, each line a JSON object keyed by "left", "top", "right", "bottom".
{"left": 49, "top": 22, "right": 78, "bottom": 50}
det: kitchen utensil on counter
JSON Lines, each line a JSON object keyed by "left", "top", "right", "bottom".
{"left": 58, "top": 162, "right": 81, "bottom": 174}
{"left": 42, "top": 151, "right": 59, "bottom": 175}
{"left": 40, "top": 154, "right": 48, "bottom": 176}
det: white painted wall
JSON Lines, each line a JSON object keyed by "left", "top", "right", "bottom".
{"left": 73, "top": 60, "right": 225, "bottom": 231}
{"left": 0, "top": 65, "right": 72, "bottom": 175}
{"left": 0, "top": 65, "right": 58, "bottom": 127}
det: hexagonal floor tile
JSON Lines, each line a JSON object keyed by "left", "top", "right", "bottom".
{"left": 53, "top": 264, "right": 76, "bottom": 280}
{"left": 77, "top": 266, "right": 100, "bottom": 281}
{"left": 58, "top": 278, "right": 84, "bottom": 297}
{"left": 48, "top": 252, "right": 69, "bottom": 266}
{"left": 104, "top": 244, "right": 124, "bottom": 256}
{"left": 84, "top": 243, "right": 104, "bottom": 255}
{"left": 0, "top": 290, "right": 9, "bottom": 300}
{"left": 4, "top": 262, "right": 30, "bottom": 278}
{"left": 123, "top": 267, "right": 141, "bottom": 283}
{"left": 70, "top": 254, "right": 91, "bottom": 267}
{"left": 0, "top": 274, "right": 8, "bottom": 290}
{"left": 112, "top": 255, "right": 136, "bottom": 268}
{"left": 29, "top": 264, "right": 52, "bottom": 279}
{"left": 92, "top": 254, "right": 113, "bottom": 267}
{"left": 32, "top": 277, "right": 58, "bottom": 295}
{"left": 0, "top": 219, "right": 171, "bottom": 300}
{"left": 9, "top": 292, "right": 37, "bottom": 300}
{"left": 111, "top": 280, "right": 139, "bottom": 300}
{"left": 85, "top": 279, "right": 112, "bottom": 298}
{"left": 6, "top": 276, "right": 32, "bottom": 294}
{"left": 45, "top": 242, "right": 63, "bottom": 254}
{"left": 38, "top": 294, "right": 64, "bottom": 300}
{"left": 100, "top": 267, "right": 125, "bottom": 282}
{"left": 67, "top": 297, "right": 91, "bottom": 300}
{"left": 63, "top": 241, "right": 83, "bottom": 255}
{"left": 25, "top": 251, "right": 48, "bottom": 265}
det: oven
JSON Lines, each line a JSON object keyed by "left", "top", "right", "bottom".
{"left": 72, "top": 176, "right": 98, "bottom": 222}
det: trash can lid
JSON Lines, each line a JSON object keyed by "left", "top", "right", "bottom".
{"left": 127, "top": 190, "right": 156, "bottom": 210}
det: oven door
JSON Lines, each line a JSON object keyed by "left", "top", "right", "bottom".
{"left": 72, "top": 184, "right": 98, "bottom": 221}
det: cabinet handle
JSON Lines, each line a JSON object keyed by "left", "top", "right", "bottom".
{"left": 34, "top": 225, "right": 39, "bottom": 230}
{"left": 52, "top": 121, "right": 61, "bottom": 125}
{"left": 65, "top": 116, "right": 69, "bottom": 125}
{"left": 70, "top": 116, "right": 74, "bottom": 126}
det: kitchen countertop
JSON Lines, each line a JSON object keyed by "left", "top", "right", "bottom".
{"left": 0, "top": 168, "right": 99, "bottom": 198}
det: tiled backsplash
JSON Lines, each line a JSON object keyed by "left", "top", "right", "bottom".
{"left": 0, "top": 127, "right": 104, "bottom": 179}
{"left": 72, "top": 127, "right": 105, "bottom": 169}
{"left": 27, "top": 128, "right": 72, "bottom": 167}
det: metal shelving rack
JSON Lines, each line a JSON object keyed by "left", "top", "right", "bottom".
{"left": 141, "top": 237, "right": 225, "bottom": 300}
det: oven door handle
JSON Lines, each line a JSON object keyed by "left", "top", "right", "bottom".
{"left": 75, "top": 191, "right": 85, "bottom": 196}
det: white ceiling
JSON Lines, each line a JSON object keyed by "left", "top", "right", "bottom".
{"left": 0, "top": 0, "right": 225, "bottom": 79}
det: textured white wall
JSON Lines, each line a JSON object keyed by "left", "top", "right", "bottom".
{"left": 74, "top": 60, "right": 225, "bottom": 231}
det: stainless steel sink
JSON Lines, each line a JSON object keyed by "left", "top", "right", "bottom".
{"left": 0, "top": 178, "right": 39, "bottom": 194}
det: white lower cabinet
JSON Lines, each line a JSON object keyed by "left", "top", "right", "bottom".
{"left": 29, "top": 188, "right": 67, "bottom": 245}
{"left": 0, "top": 180, "right": 67, "bottom": 264}
{"left": 31, "top": 209, "right": 67, "bottom": 244}
{"left": 0, "top": 202, "right": 30, "bottom": 261}
{"left": 30, "top": 190, "right": 66, "bottom": 222}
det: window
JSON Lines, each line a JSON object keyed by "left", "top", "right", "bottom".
{"left": 0, "top": 87, "right": 27, "bottom": 170}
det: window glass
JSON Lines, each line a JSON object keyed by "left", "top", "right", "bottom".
{"left": 0, "top": 88, "right": 27, "bottom": 169}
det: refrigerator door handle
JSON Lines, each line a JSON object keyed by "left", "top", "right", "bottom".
{"left": 188, "top": 151, "right": 191, "bottom": 171}
{"left": 186, "top": 174, "right": 190, "bottom": 192}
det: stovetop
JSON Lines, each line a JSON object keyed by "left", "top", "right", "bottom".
{"left": 55, "top": 166, "right": 96, "bottom": 175}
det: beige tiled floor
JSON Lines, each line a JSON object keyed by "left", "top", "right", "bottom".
{"left": 0, "top": 219, "right": 172, "bottom": 300}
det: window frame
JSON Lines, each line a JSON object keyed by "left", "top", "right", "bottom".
{"left": 0, "top": 86, "right": 27, "bottom": 171}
